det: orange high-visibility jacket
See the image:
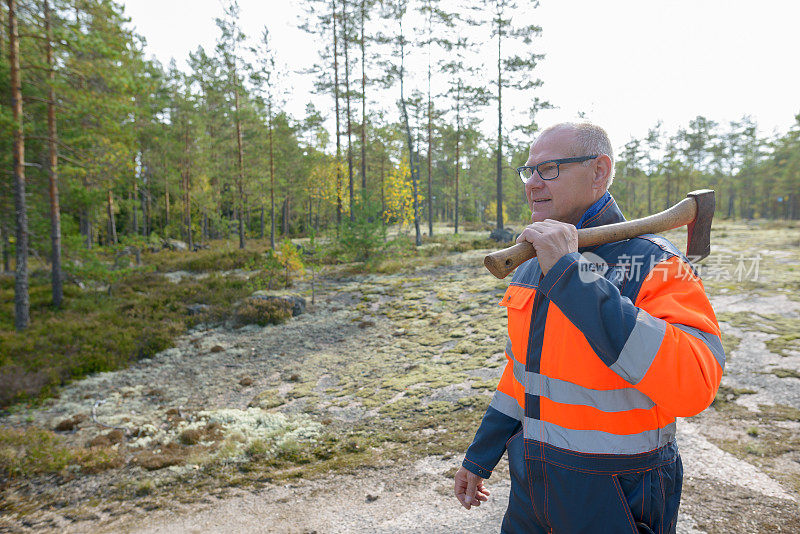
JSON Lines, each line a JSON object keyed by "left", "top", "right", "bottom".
{"left": 463, "top": 194, "right": 725, "bottom": 478}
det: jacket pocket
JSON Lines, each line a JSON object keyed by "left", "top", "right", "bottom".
{"left": 499, "top": 285, "right": 535, "bottom": 310}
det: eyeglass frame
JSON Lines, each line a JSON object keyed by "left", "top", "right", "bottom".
{"left": 516, "top": 155, "right": 599, "bottom": 183}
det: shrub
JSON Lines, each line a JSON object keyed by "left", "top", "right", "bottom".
{"left": 235, "top": 297, "right": 292, "bottom": 326}
{"left": 338, "top": 200, "right": 387, "bottom": 262}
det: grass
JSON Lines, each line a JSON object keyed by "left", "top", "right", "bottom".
{"left": 0, "top": 242, "right": 292, "bottom": 407}
{"left": 0, "top": 426, "right": 124, "bottom": 478}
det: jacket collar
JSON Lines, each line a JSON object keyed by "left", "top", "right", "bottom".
{"left": 576, "top": 192, "right": 625, "bottom": 229}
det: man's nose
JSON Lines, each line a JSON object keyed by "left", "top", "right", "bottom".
{"left": 525, "top": 174, "right": 545, "bottom": 191}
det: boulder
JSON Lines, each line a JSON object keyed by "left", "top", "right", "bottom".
{"left": 186, "top": 303, "right": 210, "bottom": 316}
{"left": 489, "top": 227, "right": 516, "bottom": 243}
{"left": 163, "top": 238, "right": 188, "bottom": 251}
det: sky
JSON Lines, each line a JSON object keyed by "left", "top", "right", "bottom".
{"left": 119, "top": 0, "right": 800, "bottom": 156}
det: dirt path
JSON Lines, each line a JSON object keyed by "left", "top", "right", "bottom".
{"left": 3, "top": 232, "right": 800, "bottom": 533}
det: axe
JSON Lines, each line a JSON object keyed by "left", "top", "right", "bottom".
{"left": 484, "top": 189, "right": 715, "bottom": 279}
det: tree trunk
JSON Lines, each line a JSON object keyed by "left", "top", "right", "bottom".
{"left": 427, "top": 46, "right": 433, "bottom": 237}
{"left": 44, "top": 0, "right": 62, "bottom": 307}
{"left": 234, "top": 77, "right": 246, "bottom": 249}
{"left": 343, "top": 0, "right": 354, "bottom": 220}
{"left": 398, "top": 17, "right": 421, "bottom": 246}
{"left": 183, "top": 126, "right": 192, "bottom": 250}
{"left": 8, "top": 0, "right": 29, "bottom": 329}
{"left": 332, "top": 0, "right": 342, "bottom": 231}
{"left": 0, "top": 222, "right": 8, "bottom": 273}
{"left": 360, "top": 0, "right": 367, "bottom": 195}
{"left": 455, "top": 88, "right": 461, "bottom": 235}
{"left": 380, "top": 150, "right": 385, "bottom": 222}
{"left": 728, "top": 188, "right": 735, "bottom": 218}
{"left": 144, "top": 168, "right": 151, "bottom": 236}
{"left": 495, "top": 20, "right": 504, "bottom": 230}
{"left": 132, "top": 158, "right": 139, "bottom": 234}
{"left": 665, "top": 171, "right": 671, "bottom": 209}
{"left": 107, "top": 189, "right": 118, "bottom": 245}
{"left": 164, "top": 166, "right": 170, "bottom": 237}
{"left": 269, "top": 100, "right": 276, "bottom": 250}
{"left": 282, "top": 197, "right": 289, "bottom": 236}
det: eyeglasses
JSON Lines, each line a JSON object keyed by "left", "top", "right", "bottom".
{"left": 517, "top": 155, "right": 599, "bottom": 183}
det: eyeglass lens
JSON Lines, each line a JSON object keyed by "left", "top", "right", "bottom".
{"left": 520, "top": 162, "right": 559, "bottom": 182}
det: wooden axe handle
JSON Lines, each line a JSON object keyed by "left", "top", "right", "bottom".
{"left": 484, "top": 192, "right": 705, "bottom": 279}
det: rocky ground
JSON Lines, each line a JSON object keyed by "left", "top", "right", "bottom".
{"left": 1, "top": 221, "right": 799, "bottom": 533}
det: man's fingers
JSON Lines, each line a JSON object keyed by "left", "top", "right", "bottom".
{"left": 454, "top": 468, "right": 473, "bottom": 510}
{"left": 465, "top": 476, "right": 479, "bottom": 507}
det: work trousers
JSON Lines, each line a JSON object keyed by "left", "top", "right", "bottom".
{"left": 501, "top": 431, "right": 683, "bottom": 534}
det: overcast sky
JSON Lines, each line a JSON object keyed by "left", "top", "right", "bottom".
{"left": 119, "top": 0, "right": 800, "bottom": 155}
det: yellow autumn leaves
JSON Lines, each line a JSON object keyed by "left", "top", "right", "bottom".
{"left": 305, "top": 155, "right": 419, "bottom": 226}
{"left": 383, "top": 158, "right": 422, "bottom": 227}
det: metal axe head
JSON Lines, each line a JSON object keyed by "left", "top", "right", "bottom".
{"left": 686, "top": 189, "right": 715, "bottom": 261}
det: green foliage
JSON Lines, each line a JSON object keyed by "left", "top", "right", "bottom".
{"left": 244, "top": 249, "right": 284, "bottom": 291}
{"left": 61, "top": 234, "right": 151, "bottom": 291}
{"left": 337, "top": 200, "right": 387, "bottom": 263}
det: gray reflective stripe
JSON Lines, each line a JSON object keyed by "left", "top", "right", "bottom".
{"left": 673, "top": 323, "right": 726, "bottom": 370}
{"left": 490, "top": 390, "right": 524, "bottom": 421}
{"left": 507, "top": 337, "right": 654, "bottom": 412}
{"left": 506, "top": 338, "right": 527, "bottom": 385}
{"left": 525, "top": 373, "right": 655, "bottom": 412}
{"left": 523, "top": 418, "right": 676, "bottom": 454}
{"left": 610, "top": 309, "right": 667, "bottom": 385}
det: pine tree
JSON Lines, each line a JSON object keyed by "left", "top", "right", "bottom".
{"left": 483, "top": 0, "right": 544, "bottom": 230}
{"left": 6, "top": 0, "right": 28, "bottom": 329}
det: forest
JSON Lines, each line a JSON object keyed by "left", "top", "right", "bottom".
{"left": 2, "top": 0, "right": 799, "bottom": 324}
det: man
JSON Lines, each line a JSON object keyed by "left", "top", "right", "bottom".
{"left": 453, "top": 123, "right": 724, "bottom": 533}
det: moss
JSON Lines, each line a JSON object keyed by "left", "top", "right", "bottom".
{"left": 717, "top": 313, "right": 800, "bottom": 358}
{"left": 0, "top": 426, "right": 124, "bottom": 478}
{"left": 766, "top": 333, "right": 800, "bottom": 358}
{"left": 248, "top": 389, "right": 286, "bottom": 410}
{"left": 760, "top": 403, "right": 800, "bottom": 422}
{"left": 770, "top": 368, "right": 800, "bottom": 379}
{"left": 711, "top": 385, "right": 756, "bottom": 413}
{"left": 720, "top": 331, "right": 741, "bottom": 356}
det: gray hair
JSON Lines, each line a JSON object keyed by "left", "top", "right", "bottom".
{"left": 538, "top": 122, "right": 616, "bottom": 189}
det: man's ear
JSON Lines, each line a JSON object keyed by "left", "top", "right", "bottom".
{"left": 592, "top": 155, "right": 612, "bottom": 192}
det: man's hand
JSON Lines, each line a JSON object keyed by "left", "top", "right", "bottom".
{"left": 454, "top": 466, "right": 490, "bottom": 510}
{"left": 516, "top": 219, "right": 578, "bottom": 276}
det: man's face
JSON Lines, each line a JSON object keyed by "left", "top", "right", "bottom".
{"left": 524, "top": 128, "right": 602, "bottom": 225}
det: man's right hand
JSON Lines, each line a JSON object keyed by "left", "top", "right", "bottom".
{"left": 454, "top": 466, "right": 490, "bottom": 510}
